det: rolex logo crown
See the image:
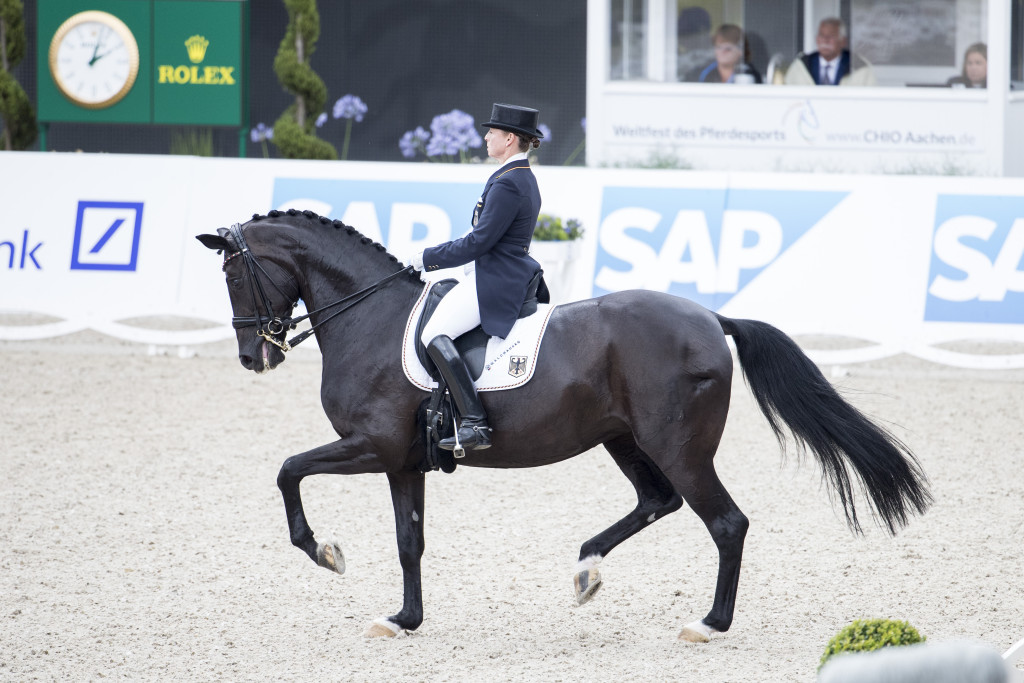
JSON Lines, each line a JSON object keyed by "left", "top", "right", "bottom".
{"left": 184, "top": 35, "right": 209, "bottom": 63}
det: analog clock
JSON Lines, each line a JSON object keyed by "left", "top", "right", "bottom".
{"left": 48, "top": 10, "right": 140, "bottom": 109}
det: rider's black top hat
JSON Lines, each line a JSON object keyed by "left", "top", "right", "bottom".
{"left": 482, "top": 103, "right": 544, "bottom": 139}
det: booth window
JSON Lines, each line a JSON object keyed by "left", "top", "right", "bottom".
{"left": 1013, "top": 0, "right": 1024, "bottom": 85}
{"left": 609, "top": 0, "right": 991, "bottom": 88}
{"left": 611, "top": 0, "right": 648, "bottom": 79}
{"left": 848, "top": 0, "right": 987, "bottom": 88}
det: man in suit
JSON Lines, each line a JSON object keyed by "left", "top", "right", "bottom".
{"left": 785, "top": 18, "right": 877, "bottom": 86}
{"left": 412, "top": 103, "right": 544, "bottom": 451}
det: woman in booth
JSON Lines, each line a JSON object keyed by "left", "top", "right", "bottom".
{"left": 947, "top": 43, "right": 987, "bottom": 88}
{"left": 687, "top": 24, "right": 762, "bottom": 84}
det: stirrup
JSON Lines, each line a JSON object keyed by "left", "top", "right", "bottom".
{"left": 440, "top": 423, "right": 491, "bottom": 457}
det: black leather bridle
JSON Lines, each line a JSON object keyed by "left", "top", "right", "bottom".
{"left": 223, "top": 222, "right": 413, "bottom": 352}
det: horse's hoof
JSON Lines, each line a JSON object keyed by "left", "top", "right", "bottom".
{"left": 574, "top": 567, "right": 603, "bottom": 606}
{"left": 678, "top": 620, "right": 715, "bottom": 643}
{"left": 363, "top": 618, "right": 403, "bottom": 638}
{"left": 316, "top": 539, "right": 345, "bottom": 575}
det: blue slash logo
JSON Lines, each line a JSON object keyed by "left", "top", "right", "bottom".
{"left": 71, "top": 201, "right": 144, "bottom": 271}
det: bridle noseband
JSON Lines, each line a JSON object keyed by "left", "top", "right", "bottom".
{"left": 225, "top": 223, "right": 298, "bottom": 349}
{"left": 223, "top": 222, "right": 413, "bottom": 352}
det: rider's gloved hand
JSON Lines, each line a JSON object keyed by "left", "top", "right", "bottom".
{"left": 411, "top": 252, "right": 424, "bottom": 271}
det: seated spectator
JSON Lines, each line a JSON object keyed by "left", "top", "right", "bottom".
{"left": 947, "top": 43, "right": 987, "bottom": 88}
{"left": 785, "top": 17, "right": 876, "bottom": 86}
{"left": 677, "top": 7, "right": 714, "bottom": 81}
{"left": 686, "top": 24, "right": 762, "bottom": 84}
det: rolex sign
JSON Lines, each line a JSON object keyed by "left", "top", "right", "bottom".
{"left": 153, "top": 0, "right": 243, "bottom": 125}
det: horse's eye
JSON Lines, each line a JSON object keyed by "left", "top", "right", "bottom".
{"left": 229, "top": 278, "right": 243, "bottom": 289}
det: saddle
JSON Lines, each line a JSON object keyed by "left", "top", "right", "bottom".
{"left": 415, "top": 270, "right": 549, "bottom": 473}
{"left": 413, "top": 270, "right": 548, "bottom": 381}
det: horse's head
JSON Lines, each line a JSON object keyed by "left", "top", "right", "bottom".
{"left": 197, "top": 224, "right": 299, "bottom": 374}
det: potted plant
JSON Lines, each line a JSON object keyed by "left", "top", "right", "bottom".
{"left": 530, "top": 214, "right": 584, "bottom": 265}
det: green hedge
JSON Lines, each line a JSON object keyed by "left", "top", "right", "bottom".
{"left": 820, "top": 618, "right": 925, "bottom": 670}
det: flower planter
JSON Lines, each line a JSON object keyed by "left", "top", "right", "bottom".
{"left": 530, "top": 240, "right": 581, "bottom": 270}
{"left": 530, "top": 240, "right": 583, "bottom": 305}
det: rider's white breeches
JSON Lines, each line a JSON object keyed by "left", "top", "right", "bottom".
{"left": 420, "top": 271, "right": 482, "bottom": 346}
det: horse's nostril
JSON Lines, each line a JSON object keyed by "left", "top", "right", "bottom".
{"left": 239, "top": 355, "right": 254, "bottom": 369}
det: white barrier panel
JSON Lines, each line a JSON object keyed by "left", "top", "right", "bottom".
{"left": 1, "top": 152, "right": 1022, "bottom": 368}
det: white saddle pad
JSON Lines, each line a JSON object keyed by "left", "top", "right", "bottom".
{"left": 402, "top": 283, "right": 556, "bottom": 392}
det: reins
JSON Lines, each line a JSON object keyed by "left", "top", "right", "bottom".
{"left": 224, "top": 222, "right": 414, "bottom": 352}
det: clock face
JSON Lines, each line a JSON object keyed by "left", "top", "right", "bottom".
{"left": 49, "top": 11, "right": 140, "bottom": 109}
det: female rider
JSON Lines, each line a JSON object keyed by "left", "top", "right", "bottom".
{"left": 412, "top": 103, "right": 544, "bottom": 452}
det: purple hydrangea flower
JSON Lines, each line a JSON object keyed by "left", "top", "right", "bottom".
{"left": 399, "top": 126, "right": 431, "bottom": 159}
{"left": 333, "top": 94, "right": 368, "bottom": 122}
{"left": 538, "top": 123, "right": 551, "bottom": 142}
{"left": 251, "top": 122, "right": 273, "bottom": 143}
{"left": 426, "top": 109, "right": 482, "bottom": 158}
{"left": 315, "top": 112, "right": 328, "bottom": 128}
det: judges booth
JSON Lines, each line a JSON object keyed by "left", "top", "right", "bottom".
{"left": 586, "top": 0, "right": 1024, "bottom": 175}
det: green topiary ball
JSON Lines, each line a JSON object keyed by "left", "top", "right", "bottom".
{"left": 819, "top": 619, "right": 925, "bottom": 670}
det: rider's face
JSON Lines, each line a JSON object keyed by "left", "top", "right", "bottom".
{"left": 485, "top": 127, "right": 514, "bottom": 160}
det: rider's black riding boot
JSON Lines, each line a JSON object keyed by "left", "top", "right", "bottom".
{"left": 426, "top": 335, "right": 491, "bottom": 452}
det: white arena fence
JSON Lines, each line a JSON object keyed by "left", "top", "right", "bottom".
{"left": 1, "top": 152, "right": 1022, "bottom": 369}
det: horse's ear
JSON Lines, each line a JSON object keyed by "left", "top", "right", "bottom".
{"left": 196, "top": 228, "right": 231, "bottom": 252}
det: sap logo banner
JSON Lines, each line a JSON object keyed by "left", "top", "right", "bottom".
{"left": 70, "top": 201, "right": 144, "bottom": 271}
{"left": 593, "top": 188, "right": 848, "bottom": 309}
{"left": 272, "top": 179, "right": 480, "bottom": 256}
{"left": 926, "top": 195, "right": 1024, "bottom": 324}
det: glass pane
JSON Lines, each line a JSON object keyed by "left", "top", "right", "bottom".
{"left": 852, "top": 0, "right": 957, "bottom": 66}
{"left": 675, "top": 1, "right": 760, "bottom": 83}
{"left": 1013, "top": 0, "right": 1024, "bottom": 83}
{"left": 611, "top": 0, "right": 648, "bottom": 80}
{"left": 676, "top": 4, "right": 716, "bottom": 80}
{"left": 842, "top": 0, "right": 988, "bottom": 88}
{"left": 674, "top": 1, "right": 802, "bottom": 84}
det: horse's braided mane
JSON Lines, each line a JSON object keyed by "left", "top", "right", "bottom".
{"left": 249, "top": 208, "right": 420, "bottom": 281}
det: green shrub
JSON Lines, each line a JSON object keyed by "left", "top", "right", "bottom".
{"left": 271, "top": 0, "right": 337, "bottom": 160}
{"left": 0, "top": 0, "right": 38, "bottom": 150}
{"left": 534, "top": 214, "right": 583, "bottom": 241}
{"left": 170, "top": 128, "right": 213, "bottom": 156}
{"left": 819, "top": 619, "right": 925, "bottom": 670}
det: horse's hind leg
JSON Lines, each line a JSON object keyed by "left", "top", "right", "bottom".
{"left": 636, "top": 374, "right": 747, "bottom": 642}
{"left": 573, "top": 434, "right": 684, "bottom": 606}
{"left": 669, "top": 460, "right": 749, "bottom": 642}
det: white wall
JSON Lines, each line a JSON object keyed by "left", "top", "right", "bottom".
{"left": 2, "top": 152, "right": 1023, "bottom": 368}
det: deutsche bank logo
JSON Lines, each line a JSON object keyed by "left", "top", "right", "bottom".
{"left": 925, "top": 195, "right": 1024, "bottom": 324}
{"left": 70, "top": 201, "right": 144, "bottom": 271}
{"left": 593, "top": 187, "right": 847, "bottom": 310}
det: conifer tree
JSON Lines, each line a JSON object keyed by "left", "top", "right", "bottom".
{"left": 271, "top": 0, "right": 336, "bottom": 159}
{"left": 0, "top": 0, "right": 37, "bottom": 150}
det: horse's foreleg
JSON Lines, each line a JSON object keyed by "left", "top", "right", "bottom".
{"left": 574, "top": 435, "right": 684, "bottom": 606}
{"left": 276, "top": 438, "right": 388, "bottom": 568}
{"left": 365, "top": 470, "right": 426, "bottom": 638}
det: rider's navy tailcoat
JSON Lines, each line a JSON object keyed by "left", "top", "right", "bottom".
{"left": 422, "top": 158, "right": 542, "bottom": 339}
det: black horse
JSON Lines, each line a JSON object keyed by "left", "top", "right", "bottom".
{"left": 197, "top": 210, "right": 930, "bottom": 642}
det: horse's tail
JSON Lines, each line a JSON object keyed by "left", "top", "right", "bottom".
{"left": 715, "top": 313, "right": 931, "bottom": 535}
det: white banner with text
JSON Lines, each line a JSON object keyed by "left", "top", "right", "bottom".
{"left": 1, "top": 152, "right": 1022, "bottom": 368}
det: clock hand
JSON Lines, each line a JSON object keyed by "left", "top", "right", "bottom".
{"left": 88, "top": 26, "right": 108, "bottom": 66}
{"left": 90, "top": 47, "right": 118, "bottom": 64}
